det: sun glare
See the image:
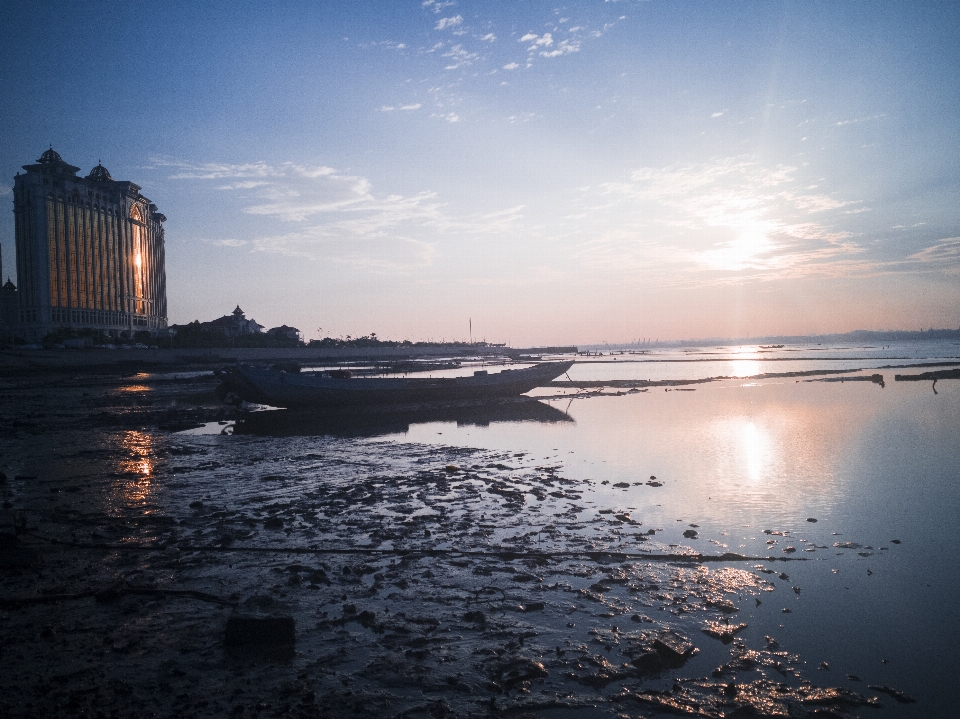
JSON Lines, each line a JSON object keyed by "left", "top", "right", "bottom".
{"left": 701, "top": 227, "right": 776, "bottom": 271}
{"left": 741, "top": 421, "right": 770, "bottom": 482}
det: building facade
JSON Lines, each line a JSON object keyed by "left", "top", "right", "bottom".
{"left": 12, "top": 148, "right": 167, "bottom": 340}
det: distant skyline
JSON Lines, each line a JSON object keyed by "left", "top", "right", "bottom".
{"left": 2, "top": 1, "right": 959, "bottom": 344}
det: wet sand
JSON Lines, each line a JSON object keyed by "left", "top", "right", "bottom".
{"left": 0, "top": 368, "right": 943, "bottom": 717}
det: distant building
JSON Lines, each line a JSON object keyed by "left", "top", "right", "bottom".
{"left": 168, "top": 307, "right": 301, "bottom": 348}
{"left": 206, "top": 305, "right": 264, "bottom": 338}
{"left": 0, "top": 279, "right": 17, "bottom": 328}
{"left": 0, "top": 245, "right": 18, "bottom": 338}
{"left": 266, "top": 324, "right": 300, "bottom": 344}
{"left": 12, "top": 148, "right": 168, "bottom": 340}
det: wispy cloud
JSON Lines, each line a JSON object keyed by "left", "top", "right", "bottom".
{"left": 208, "top": 238, "right": 248, "bottom": 247}
{"left": 836, "top": 114, "right": 887, "bottom": 127}
{"left": 568, "top": 157, "right": 871, "bottom": 284}
{"left": 216, "top": 181, "right": 270, "bottom": 190}
{"left": 380, "top": 103, "right": 422, "bottom": 112}
{"left": 908, "top": 237, "right": 960, "bottom": 269}
{"left": 442, "top": 44, "right": 478, "bottom": 69}
{"left": 520, "top": 32, "right": 553, "bottom": 49}
{"left": 151, "top": 158, "right": 336, "bottom": 181}
{"left": 158, "top": 156, "right": 527, "bottom": 273}
{"left": 423, "top": 0, "right": 456, "bottom": 13}
{"left": 540, "top": 38, "right": 580, "bottom": 57}
{"left": 435, "top": 15, "right": 463, "bottom": 31}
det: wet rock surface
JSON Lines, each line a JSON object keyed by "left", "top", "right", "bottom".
{"left": 0, "top": 371, "right": 905, "bottom": 717}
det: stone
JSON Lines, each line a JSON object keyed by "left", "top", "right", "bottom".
{"left": 653, "top": 630, "right": 695, "bottom": 666}
{"left": 224, "top": 615, "right": 295, "bottom": 653}
{"left": 868, "top": 685, "right": 916, "bottom": 704}
{"left": 631, "top": 650, "right": 663, "bottom": 674}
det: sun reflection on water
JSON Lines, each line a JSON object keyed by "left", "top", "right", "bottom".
{"left": 729, "top": 359, "right": 761, "bottom": 378}
{"left": 740, "top": 420, "right": 772, "bottom": 481}
{"left": 114, "top": 430, "right": 156, "bottom": 507}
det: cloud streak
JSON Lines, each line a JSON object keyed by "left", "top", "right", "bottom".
{"left": 567, "top": 157, "right": 872, "bottom": 285}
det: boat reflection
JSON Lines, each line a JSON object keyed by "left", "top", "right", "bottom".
{"left": 232, "top": 398, "right": 574, "bottom": 438}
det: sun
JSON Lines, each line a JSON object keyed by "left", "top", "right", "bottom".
{"left": 701, "top": 227, "right": 776, "bottom": 271}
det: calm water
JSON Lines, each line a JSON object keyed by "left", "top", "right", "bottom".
{"left": 367, "top": 342, "right": 960, "bottom": 715}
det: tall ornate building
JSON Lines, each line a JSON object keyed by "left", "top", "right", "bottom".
{"left": 12, "top": 148, "right": 168, "bottom": 340}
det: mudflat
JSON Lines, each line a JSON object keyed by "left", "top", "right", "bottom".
{"left": 1, "top": 362, "right": 952, "bottom": 718}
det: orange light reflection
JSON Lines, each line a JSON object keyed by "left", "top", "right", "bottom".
{"left": 114, "top": 430, "right": 155, "bottom": 507}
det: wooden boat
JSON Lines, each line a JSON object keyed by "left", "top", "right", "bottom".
{"left": 231, "top": 398, "right": 574, "bottom": 437}
{"left": 216, "top": 360, "right": 574, "bottom": 408}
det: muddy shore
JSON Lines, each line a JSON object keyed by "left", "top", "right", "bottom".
{"left": 0, "top": 369, "right": 910, "bottom": 717}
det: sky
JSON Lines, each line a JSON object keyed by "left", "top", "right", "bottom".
{"left": 2, "top": 0, "right": 959, "bottom": 345}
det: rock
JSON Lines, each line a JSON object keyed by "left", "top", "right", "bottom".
{"left": 499, "top": 658, "right": 548, "bottom": 688}
{"left": 702, "top": 622, "right": 747, "bottom": 644}
{"left": 868, "top": 685, "right": 916, "bottom": 704}
{"left": 444, "top": 465, "right": 460, "bottom": 473}
{"left": 613, "top": 483, "right": 630, "bottom": 488}
{"left": 806, "top": 517, "right": 818, "bottom": 523}
{"left": 683, "top": 530, "right": 698, "bottom": 539}
{"left": 355, "top": 610, "right": 379, "bottom": 629}
{"left": 224, "top": 615, "right": 295, "bottom": 654}
{"left": 521, "top": 601, "right": 545, "bottom": 612}
{"left": 309, "top": 568, "right": 330, "bottom": 585}
{"left": 653, "top": 630, "right": 696, "bottom": 666}
{"left": 630, "top": 650, "right": 663, "bottom": 674}
{"left": 189, "top": 500, "right": 204, "bottom": 509}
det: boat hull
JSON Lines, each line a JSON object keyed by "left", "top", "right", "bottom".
{"left": 217, "top": 360, "right": 574, "bottom": 408}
